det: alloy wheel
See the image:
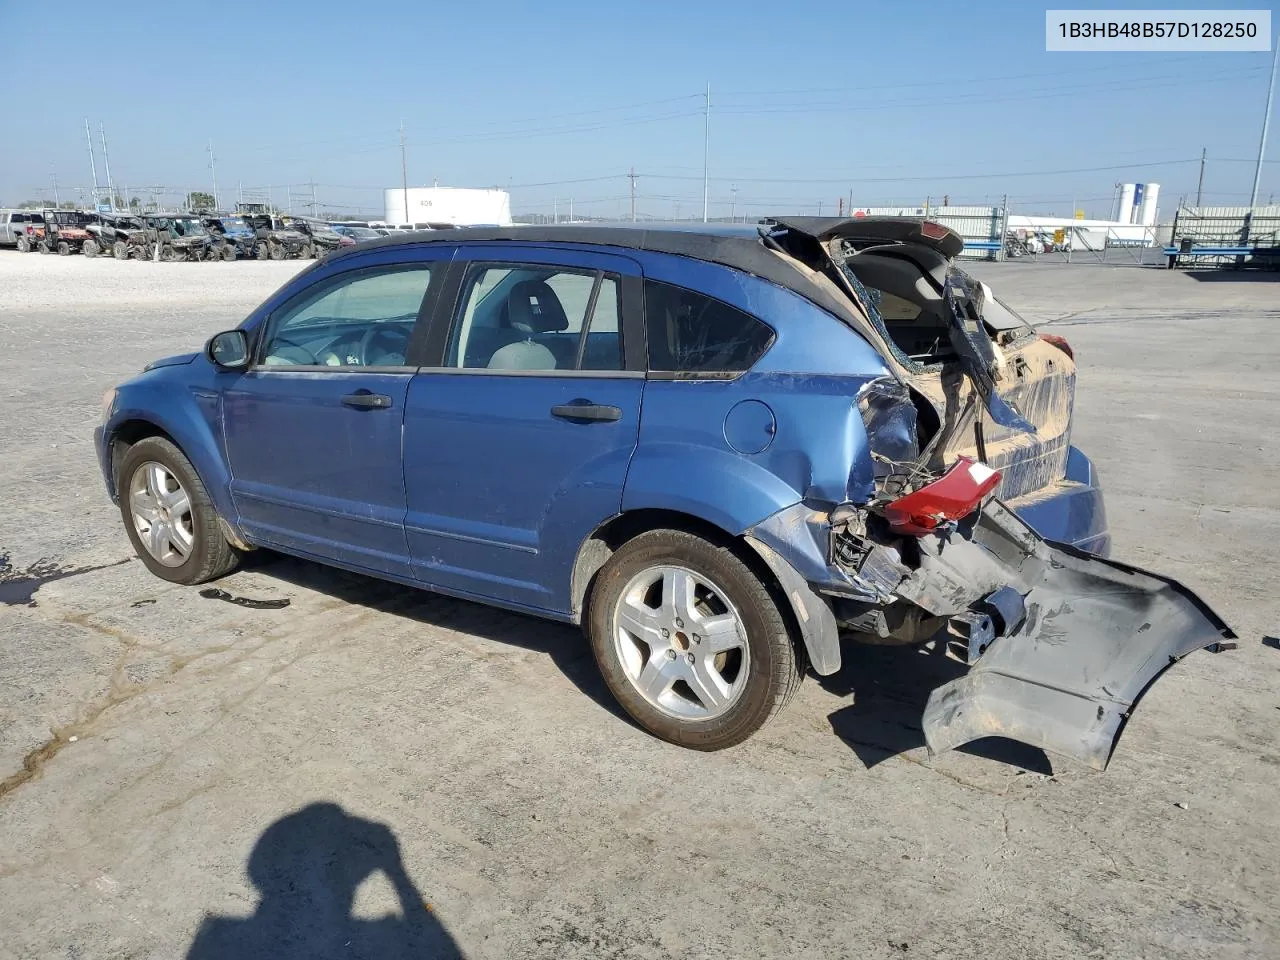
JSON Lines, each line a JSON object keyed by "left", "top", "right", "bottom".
{"left": 612, "top": 565, "right": 750, "bottom": 721}
{"left": 128, "top": 461, "right": 194, "bottom": 568}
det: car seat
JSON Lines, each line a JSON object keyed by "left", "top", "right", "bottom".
{"left": 487, "top": 279, "right": 569, "bottom": 370}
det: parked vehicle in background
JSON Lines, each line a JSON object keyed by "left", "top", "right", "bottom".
{"left": 283, "top": 216, "right": 351, "bottom": 258}
{"left": 243, "top": 214, "right": 306, "bottom": 260}
{"left": 38, "top": 209, "right": 91, "bottom": 255}
{"left": 143, "top": 215, "right": 214, "bottom": 261}
{"left": 85, "top": 214, "right": 147, "bottom": 259}
{"left": 331, "top": 224, "right": 383, "bottom": 243}
{"left": 0, "top": 210, "right": 45, "bottom": 250}
{"left": 203, "top": 216, "right": 257, "bottom": 260}
{"left": 94, "top": 219, "right": 1234, "bottom": 769}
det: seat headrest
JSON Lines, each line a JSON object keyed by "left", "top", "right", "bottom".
{"left": 507, "top": 279, "right": 569, "bottom": 333}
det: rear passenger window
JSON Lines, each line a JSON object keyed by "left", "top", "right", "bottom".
{"left": 644, "top": 280, "right": 774, "bottom": 376}
{"left": 447, "top": 265, "right": 623, "bottom": 372}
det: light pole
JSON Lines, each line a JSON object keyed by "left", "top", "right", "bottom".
{"left": 1249, "top": 34, "right": 1279, "bottom": 206}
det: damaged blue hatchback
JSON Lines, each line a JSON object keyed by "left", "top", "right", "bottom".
{"left": 95, "top": 218, "right": 1234, "bottom": 767}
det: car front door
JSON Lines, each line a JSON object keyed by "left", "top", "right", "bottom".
{"left": 402, "top": 245, "right": 646, "bottom": 613}
{"left": 222, "top": 254, "right": 448, "bottom": 578}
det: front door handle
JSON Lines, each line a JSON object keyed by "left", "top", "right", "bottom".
{"left": 341, "top": 391, "right": 392, "bottom": 410}
{"left": 551, "top": 400, "right": 623, "bottom": 423}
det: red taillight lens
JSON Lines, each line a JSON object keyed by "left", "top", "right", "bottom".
{"left": 1039, "top": 333, "right": 1074, "bottom": 361}
{"left": 884, "top": 457, "right": 1002, "bottom": 536}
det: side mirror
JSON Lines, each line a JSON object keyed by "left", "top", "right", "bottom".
{"left": 206, "top": 329, "right": 250, "bottom": 370}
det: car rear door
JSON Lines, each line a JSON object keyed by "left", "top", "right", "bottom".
{"left": 221, "top": 250, "right": 452, "bottom": 578}
{"left": 401, "top": 244, "right": 646, "bottom": 614}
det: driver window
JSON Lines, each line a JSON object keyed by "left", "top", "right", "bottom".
{"left": 260, "top": 266, "right": 434, "bottom": 368}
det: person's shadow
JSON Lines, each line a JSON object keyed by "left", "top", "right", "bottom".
{"left": 187, "top": 802, "right": 463, "bottom": 959}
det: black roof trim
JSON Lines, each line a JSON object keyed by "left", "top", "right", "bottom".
{"left": 325, "top": 224, "right": 872, "bottom": 327}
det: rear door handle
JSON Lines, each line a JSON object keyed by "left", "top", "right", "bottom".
{"left": 551, "top": 401, "right": 623, "bottom": 423}
{"left": 341, "top": 391, "right": 392, "bottom": 410}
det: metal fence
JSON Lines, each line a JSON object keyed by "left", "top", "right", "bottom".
{"left": 1167, "top": 205, "right": 1280, "bottom": 267}
{"left": 1004, "top": 223, "right": 1168, "bottom": 265}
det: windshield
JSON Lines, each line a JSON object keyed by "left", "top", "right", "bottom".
{"left": 344, "top": 227, "right": 381, "bottom": 240}
{"left": 175, "top": 219, "right": 205, "bottom": 235}
{"left": 50, "top": 212, "right": 89, "bottom": 225}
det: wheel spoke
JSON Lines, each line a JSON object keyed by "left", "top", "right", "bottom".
{"left": 148, "top": 519, "right": 171, "bottom": 560}
{"left": 698, "top": 613, "right": 743, "bottom": 654}
{"left": 634, "top": 658, "right": 675, "bottom": 704}
{"left": 130, "top": 490, "right": 160, "bottom": 523}
{"left": 661, "top": 567, "right": 697, "bottom": 626}
{"left": 146, "top": 464, "right": 168, "bottom": 499}
{"left": 169, "top": 520, "right": 194, "bottom": 556}
{"left": 162, "top": 487, "right": 190, "bottom": 518}
{"left": 686, "top": 657, "right": 731, "bottom": 711}
{"left": 617, "top": 598, "right": 664, "bottom": 646}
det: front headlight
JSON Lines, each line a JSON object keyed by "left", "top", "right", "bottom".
{"left": 101, "top": 388, "right": 117, "bottom": 423}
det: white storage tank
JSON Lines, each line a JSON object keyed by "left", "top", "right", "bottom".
{"left": 1115, "top": 183, "right": 1136, "bottom": 224}
{"left": 383, "top": 187, "right": 512, "bottom": 227}
{"left": 1136, "top": 182, "right": 1160, "bottom": 226}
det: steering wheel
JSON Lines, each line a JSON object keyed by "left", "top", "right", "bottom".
{"left": 357, "top": 325, "right": 411, "bottom": 366}
{"left": 264, "top": 337, "right": 318, "bottom": 365}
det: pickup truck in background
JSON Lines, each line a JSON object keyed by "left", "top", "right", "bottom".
{"left": 0, "top": 210, "right": 45, "bottom": 251}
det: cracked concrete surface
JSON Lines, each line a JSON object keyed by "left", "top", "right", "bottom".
{"left": 0, "top": 254, "right": 1277, "bottom": 958}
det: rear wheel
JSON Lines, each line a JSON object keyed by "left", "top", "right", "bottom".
{"left": 83, "top": 239, "right": 100, "bottom": 258}
{"left": 37, "top": 240, "right": 50, "bottom": 254}
{"left": 118, "top": 436, "right": 240, "bottom": 585}
{"left": 298, "top": 242, "right": 315, "bottom": 260}
{"left": 113, "top": 240, "right": 128, "bottom": 260}
{"left": 269, "top": 242, "right": 286, "bottom": 260}
{"left": 255, "top": 242, "right": 269, "bottom": 260}
{"left": 221, "top": 244, "right": 237, "bottom": 262}
{"left": 587, "top": 529, "right": 803, "bottom": 750}
{"left": 15, "top": 236, "right": 28, "bottom": 252}
{"left": 57, "top": 241, "right": 70, "bottom": 256}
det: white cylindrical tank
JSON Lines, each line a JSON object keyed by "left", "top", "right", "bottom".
{"left": 1136, "top": 182, "right": 1160, "bottom": 226}
{"left": 1115, "top": 183, "right": 1136, "bottom": 224}
{"left": 383, "top": 187, "right": 512, "bottom": 227}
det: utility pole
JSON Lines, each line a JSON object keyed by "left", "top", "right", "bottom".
{"left": 400, "top": 120, "right": 409, "bottom": 225}
{"left": 99, "top": 124, "right": 116, "bottom": 211}
{"left": 729, "top": 184, "right": 737, "bottom": 222}
{"left": 569, "top": 196, "right": 574, "bottom": 222}
{"left": 310, "top": 180, "right": 318, "bottom": 218}
{"left": 1249, "top": 35, "right": 1279, "bottom": 207}
{"left": 702, "top": 82, "right": 711, "bottom": 223}
{"left": 1192, "top": 146, "right": 1203, "bottom": 207}
{"left": 848, "top": 187, "right": 853, "bottom": 216}
{"left": 818, "top": 199, "right": 823, "bottom": 217}
{"left": 553, "top": 196, "right": 558, "bottom": 224}
{"left": 84, "top": 118, "right": 100, "bottom": 207}
{"left": 208, "top": 140, "right": 219, "bottom": 211}
{"left": 629, "top": 167, "right": 637, "bottom": 222}
{"left": 51, "top": 169, "right": 60, "bottom": 206}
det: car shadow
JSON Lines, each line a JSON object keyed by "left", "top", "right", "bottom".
{"left": 235, "top": 552, "right": 632, "bottom": 727}
{"left": 186, "top": 802, "right": 462, "bottom": 959}
{"left": 819, "top": 639, "right": 1054, "bottom": 775}
{"left": 1181, "top": 268, "right": 1280, "bottom": 282}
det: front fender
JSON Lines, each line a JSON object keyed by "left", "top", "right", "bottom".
{"left": 101, "top": 383, "right": 236, "bottom": 527}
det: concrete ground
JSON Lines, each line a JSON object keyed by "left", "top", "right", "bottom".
{"left": 0, "top": 251, "right": 1277, "bottom": 959}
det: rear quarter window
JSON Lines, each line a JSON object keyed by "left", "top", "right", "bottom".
{"left": 644, "top": 279, "right": 774, "bottom": 377}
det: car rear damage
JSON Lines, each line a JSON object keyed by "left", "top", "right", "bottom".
{"left": 748, "top": 217, "right": 1235, "bottom": 770}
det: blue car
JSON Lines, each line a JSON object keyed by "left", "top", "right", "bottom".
{"left": 95, "top": 218, "right": 1232, "bottom": 767}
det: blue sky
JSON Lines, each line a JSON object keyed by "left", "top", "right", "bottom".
{"left": 2, "top": 0, "right": 1276, "bottom": 219}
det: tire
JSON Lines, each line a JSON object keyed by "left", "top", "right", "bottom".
{"left": 37, "top": 240, "right": 50, "bottom": 254}
{"left": 587, "top": 529, "right": 803, "bottom": 750}
{"left": 117, "top": 436, "right": 240, "bottom": 585}
{"left": 298, "top": 242, "right": 314, "bottom": 260}
{"left": 113, "top": 240, "right": 128, "bottom": 260}
{"left": 161, "top": 244, "right": 182, "bottom": 262}
{"left": 16, "top": 236, "right": 28, "bottom": 252}
{"left": 221, "top": 244, "right": 237, "bottom": 262}
{"left": 57, "top": 241, "right": 70, "bottom": 256}
{"left": 255, "top": 242, "right": 269, "bottom": 260}
{"left": 269, "top": 242, "right": 286, "bottom": 261}
{"left": 83, "top": 239, "right": 100, "bottom": 258}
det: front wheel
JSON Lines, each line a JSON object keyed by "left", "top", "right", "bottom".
{"left": 221, "top": 244, "right": 237, "bottom": 261}
{"left": 83, "top": 239, "right": 100, "bottom": 258}
{"left": 57, "top": 241, "right": 70, "bottom": 255}
{"left": 587, "top": 530, "right": 803, "bottom": 750}
{"left": 113, "top": 240, "right": 128, "bottom": 260}
{"left": 255, "top": 242, "right": 269, "bottom": 260}
{"left": 269, "top": 242, "right": 286, "bottom": 261}
{"left": 118, "top": 436, "right": 241, "bottom": 584}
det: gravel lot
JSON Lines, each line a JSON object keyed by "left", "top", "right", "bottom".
{"left": 0, "top": 251, "right": 1277, "bottom": 959}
